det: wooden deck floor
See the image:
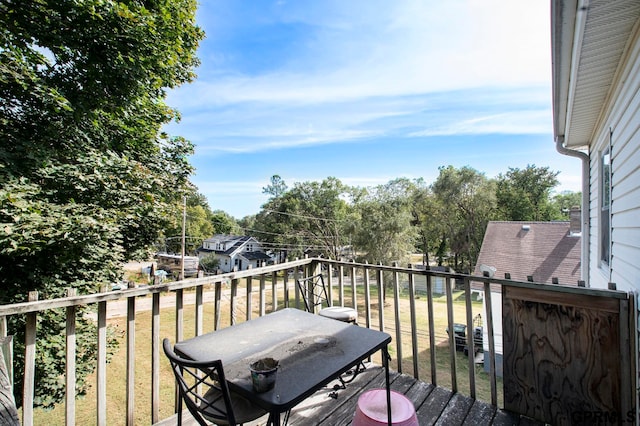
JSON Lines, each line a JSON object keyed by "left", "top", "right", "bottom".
{"left": 156, "top": 365, "right": 544, "bottom": 425}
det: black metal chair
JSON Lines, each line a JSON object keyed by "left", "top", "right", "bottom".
{"left": 163, "top": 338, "right": 268, "bottom": 426}
{"left": 296, "top": 274, "right": 358, "bottom": 324}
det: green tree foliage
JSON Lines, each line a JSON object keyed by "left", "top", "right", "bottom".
{"left": 351, "top": 178, "right": 417, "bottom": 265}
{"left": 550, "top": 190, "right": 582, "bottom": 220}
{"left": 252, "top": 176, "right": 353, "bottom": 260}
{"left": 211, "top": 210, "right": 240, "bottom": 235}
{"left": 262, "top": 175, "right": 288, "bottom": 199}
{"left": 237, "top": 214, "right": 256, "bottom": 234}
{"left": 495, "top": 165, "right": 559, "bottom": 221}
{"left": 248, "top": 166, "right": 577, "bottom": 274}
{"left": 407, "top": 179, "right": 441, "bottom": 265}
{"left": 431, "top": 166, "right": 496, "bottom": 272}
{"left": 0, "top": 0, "right": 203, "bottom": 407}
{"left": 198, "top": 253, "right": 220, "bottom": 274}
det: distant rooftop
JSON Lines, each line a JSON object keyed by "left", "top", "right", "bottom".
{"left": 474, "top": 221, "right": 581, "bottom": 288}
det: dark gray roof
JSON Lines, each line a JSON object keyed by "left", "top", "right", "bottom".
{"left": 241, "top": 251, "right": 271, "bottom": 261}
{"left": 222, "top": 235, "right": 251, "bottom": 255}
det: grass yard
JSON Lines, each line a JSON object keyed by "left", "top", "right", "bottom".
{"left": 33, "top": 276, "right": 501, "bottom": 425}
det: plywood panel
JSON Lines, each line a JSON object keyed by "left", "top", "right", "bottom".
{"left": 503, "top": 288, "right": 627, "bottom": 425}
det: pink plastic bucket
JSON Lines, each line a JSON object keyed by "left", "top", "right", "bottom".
{"left": 352, "top": 389, "right": 418, "bottom": 426}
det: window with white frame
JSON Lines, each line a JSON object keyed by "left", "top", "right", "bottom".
{"left": 600, "top": 147, "right": 611, "bottom": 266}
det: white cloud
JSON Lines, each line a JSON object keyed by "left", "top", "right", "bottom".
{"left": 409, "top": 109, "right": 553, "bottom": 137}
{"left": 170, "top": 1, "right": 551, "bottom": 108}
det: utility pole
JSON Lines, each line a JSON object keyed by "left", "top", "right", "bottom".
{"left": 180, "top": 196, "right": 186, "bottom": 280}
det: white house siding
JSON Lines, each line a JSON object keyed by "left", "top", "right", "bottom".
{"left": 588, "top": 27, "right": 640, "bottom": 294}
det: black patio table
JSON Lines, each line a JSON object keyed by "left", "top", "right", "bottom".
{"left": 174, "top": 308, "right": 392, "bottom": 425}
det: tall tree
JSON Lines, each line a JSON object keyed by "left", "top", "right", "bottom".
{"left": 0, "top": 0, "right": 203, "bottom": 407}
{"left": 431, "top": 166, "right": 496, "bottom": 272}
{"left": 408, "top": 179, "right": 440, "bottom": 266}
{"left": 253, "top": 177, "right": 354, "bottom": 260}
{"left": 262, "top": 175, "right": 288, "bottom": 199}
{"left": 351, "top": 178, "right": 416, "bottom": 265}
{"left": 495, "top": 165, "right": 559, "bottom": 221}
{"left": 211, "top": 210, "right": 240, "bottom": 235}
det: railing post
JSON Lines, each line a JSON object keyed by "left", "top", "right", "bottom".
{"left": 338, "top": 264, "right": 345, "bottom": 306}
{"left": 377, "top": 262, "right": 384, "bottom": 332}
{"left": 283, "top": 259, "right": 290, "bottom": 308}
{"left": 0, "top": 316, "right": 7, "bottom": 339}
{"left": 445, "top": 273, "right": 458, "bottom": 392}
{"left": 173, "top": 284, "right": 184, "bottom": 416}
{"left": 97, "top": 286, "right": 107, "bottom": 426}
{"left": 195, "top": 284, "right": 203, "bottom": 336}
{"left": 327, "top": 262, "right": 334, "bottom": 307}
{"left": 407, "top": 265, "right": 419, "bottom": 379}
{"left": 463, "top": 277, "right": 477, "bottom": 398}
{"left": 126, "top": 281, "right": 136, "bottom": 426}
{"left": 259, "top": 267, "right": 266, "bottom": 317}
{"left": 271, "top": 268, "right": 278, "bottom": 312}
{"left": 350, "top": 260, "right": 357, "bottom": 309}
{"left": 391, "top": 262, "right": 403, "bottom": 374}
{"left": 175, "top": 287, "right": 184, "bottom": 343}
{"left": 0, "top": 335, "right": 18, "bottom": 426}
{"left": 65, "top": 288, "right": 77, "bottom": 426}
{"left": 151, "top": 290, "right": 160, "bottom": 424}
{"left": 363, "top": 261, "right": 371, "bottom": 329}
{"left": 426, "top": 269, "right": 437, "bottom": 385}
{"left": 246, "top": 266, "right": 253, "bottom": 321}
{"left": 214, "top": 281, "right": 222, "bottom": 330}
{"left": 0, "top": 329, "right": 12, "bottom": 389}
{"left": 230, "top": 277, "right": 238, "bottom": 326}
{"left": 620, "top": 294, "right": 632, "bottom": 422}
{"left": 483, "top": 279, "right": 497, "bottom": 406}
{"left": 23, "top": 290, "right": 38, "bottom": 426}
{"left": 293, "top": 262, "right": 301, "bottom": 310}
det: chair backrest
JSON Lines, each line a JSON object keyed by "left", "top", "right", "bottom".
{"left": 296, "top": 274, "right": 331, "bottom": 313}
{"left": 162, "top": 338, "right": 237, "bottom": 426}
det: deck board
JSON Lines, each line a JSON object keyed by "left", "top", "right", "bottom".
{"left": 434, "top": 392, "right": 474, "bottom": 425}
{"left": 416, "top": 385, "right": 454, "bottom": 425}
{"left": 154, "top": 365, "right": 545, "bottom": 425}
{"left": 462, "top": 400, "right": 497, "bottom": 425}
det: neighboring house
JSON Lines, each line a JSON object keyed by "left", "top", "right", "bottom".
{"left": 197, "top": 235, "right": 271, "bottom": 273}
{"left": 552, "top": 0, "right": 640, "bottom": 295}
{"left": 474, "top": 220, "right": 582, "bottom": 285}
{"left": 473, "top": 220, "right": 581, "bottom": 376}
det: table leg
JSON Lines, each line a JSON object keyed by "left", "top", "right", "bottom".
{"left": 268, "top": 410, "right": 280, "bottom": 426}
{"left": 383, "top": 347, "right": 391, "bottom": 426}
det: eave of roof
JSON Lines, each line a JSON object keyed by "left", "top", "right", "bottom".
{"left": 552, "top": 0, "right": 640, "bottom": 148}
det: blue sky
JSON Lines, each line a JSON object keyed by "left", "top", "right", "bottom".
{"left": 164, "top": 0, "right": 582, "bottom": 219}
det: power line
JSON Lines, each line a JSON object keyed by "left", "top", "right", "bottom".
{"left": 262, "top": 208, "right": 344, "bottom": 223}
{"left": 241, "top": 229, "right": 348, "bottom": 249}
{"left": 240, "top": 227, "right": 298, "bottom": 237}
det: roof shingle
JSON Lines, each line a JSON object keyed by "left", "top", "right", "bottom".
{"left": 474, "top": 221, "right": 581, "bottom": 289}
